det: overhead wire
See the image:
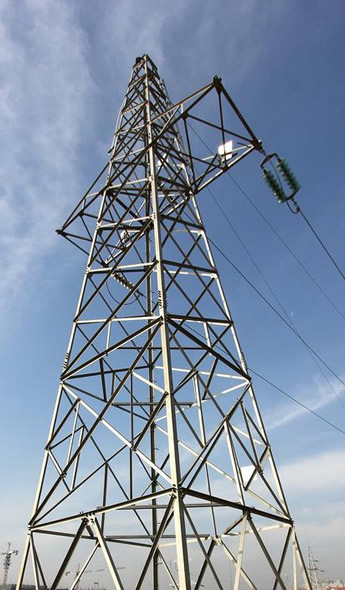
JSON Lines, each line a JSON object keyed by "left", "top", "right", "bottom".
{"left": 208, "top": 235, "right": 345, "bottom": 393}
{"left": 264, "top": 156, "right": 345, "bottom": 281}
{"left": 249, "top": 369, "right": 345, "bottom": 437}
{"left": 183, "top": 120, "right": 345, "bottom": 425}
{"left": 204, "top": 184, "right": 345, "bottom": 414}
{"left": 186, "top": 125, "right": 345, "bottom": 410}
{"left": 188, "top": 121, "right": 345, "bottom": 324}
{"left": 228, "top": 172, "right": 345, "bottom": 323}
{"left": 296, "top": 202, "right": 345, "bottom": 283}
{"left": 184, "top": 315, "right": 345, "bottom": 437}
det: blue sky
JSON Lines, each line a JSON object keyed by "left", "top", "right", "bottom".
{"left": 0, "top": 0, "right": 345, "bottom": 583}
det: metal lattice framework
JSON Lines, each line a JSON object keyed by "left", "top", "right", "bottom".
{"left": 307, "top": 548, "right": 323, "bottom": 590}
{"left": 17, "top": 55, "right": 311, "bottom": 590}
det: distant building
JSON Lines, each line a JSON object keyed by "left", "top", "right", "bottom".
{"left": 2, "top": 586, "right": 69, "bottom": 590}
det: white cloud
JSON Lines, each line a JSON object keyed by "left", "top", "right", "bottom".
{"left": 279, "top": 449, "right": 345, "bottom": 579}
{"left": 264, "top": 375, "right": 345, "bottom": 430}
{"left": 88, "top": 0, "right": 172, "bottom": 77}
{"left": 271, "top": 449, "right": 345, "bottom": 578}
{"left": 280, "top": 448, "right": 345, "bottom": 497}
{"left": 0, "top": 0, "right": 96, "bottom": 309}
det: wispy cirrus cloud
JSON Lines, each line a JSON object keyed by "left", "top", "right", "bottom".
{"left": 280, "top": 447, "right": 345, "bottom": 497}
{"left": 279, "top": 448, "right": 345, "bottom": 575}
{"left": 265, "top": 375, "right": 345, "bottom": 430}
{"left": 0, "top": 0, "right": 96, "bottom": 309}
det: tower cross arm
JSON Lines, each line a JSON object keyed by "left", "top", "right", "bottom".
{"left": 57, "top": 73, "right": 264, "bottom": 243}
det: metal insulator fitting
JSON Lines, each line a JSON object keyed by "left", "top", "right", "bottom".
{"left": 62, "top": 352, "right": 70, "bottom": 370}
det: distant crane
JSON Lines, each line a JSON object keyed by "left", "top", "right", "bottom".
{"left": 1, "top": 543, "right": 18, "bottom": 586}
{"left": 65, "top": 564, "right": 105, "bottom": 590}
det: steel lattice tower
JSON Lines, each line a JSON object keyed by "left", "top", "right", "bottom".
{"left": 17, "top": 55, "right": 311, "bottom": 590}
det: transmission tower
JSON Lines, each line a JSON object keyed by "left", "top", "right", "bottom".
{"left": 307, "top": 547, "right": 324, "bottom": 590}
{"left": 16, "top": 55, "right": 311, "bottom": 590}
{"left": 2, "top": 542, "right": 18, "bottom": 587}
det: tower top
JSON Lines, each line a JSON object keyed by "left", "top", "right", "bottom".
{"left": 135, "top": 54, "right": 157, "bottom": 67}
{"left": 59, "top": 56, "right": 261, "bottom": 250}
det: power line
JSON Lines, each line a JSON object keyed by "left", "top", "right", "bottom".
{"left": 185, "top": 316, "right": 345, "bottom": 438}
{"left": 208, "top": 236, "right": 345, "bottom": 393}
{"left": 205, "top": 185, "right": 345, "bottom": 414}
{"left": 185, "top": 123, "right": 345, "bottom": 434}
{"left": 188, "top": 128, "right": 345, "bottom": 413}
{"left": 187, "top": 121, "right": 345, "bottom": 324}
{"left": 296, "top": 202, "right": 345, "bottom": 283}
{"left": 214, "top": 171, "right": 345, "bottom": 412}
{"left": 227, "top": 172, "right": 345, "bottom": 324}
{"left": 249, "top": 368, "right": 345, "bottom": 436}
